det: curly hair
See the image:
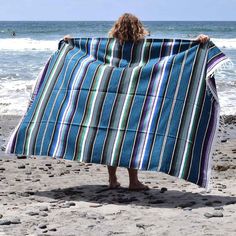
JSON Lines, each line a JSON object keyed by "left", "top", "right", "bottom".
{"left": 108, "top": 13, "right": 150, "bottom": 44}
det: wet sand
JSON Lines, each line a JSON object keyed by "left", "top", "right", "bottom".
{"left": 0, "top": 115, "right": 236, "bottom": 236}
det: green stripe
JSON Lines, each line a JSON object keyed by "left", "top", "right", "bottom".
{"left": 25, "top": 44, "right": 72, "bottom": 155}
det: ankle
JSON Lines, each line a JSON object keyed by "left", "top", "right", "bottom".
{"left": 109, "top": 175, "right": 118, "bottom": 182}
{"left": 129, "top": 179, "right": 141, "bottom": 186}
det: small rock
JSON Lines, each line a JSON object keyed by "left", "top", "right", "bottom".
{"left": 221, "top": 139, "right": 228, "bottom": 143}
{"left": 86, "top": 213, "right": 103, "bottom": 220}
{"left": 38, "top": 223, "right": 47, "bottom": 229}
{"left": 183, "top": 207, "right": 192, "bottom": 211}
{"left": 32, "top": 178, "right": 40, "bottom": 182}
{"left": 0, "top": 167, "right": 5, "bottom": 171}
{"left": 25, "top": 191, "right": 34, "bottom": 195}
{"left": 18, "top": 164, "right": 25, "bottom": 169}
{"left": 213, "top": 212, "right": 224, "bottom": 217}
{"left": 160, "top": 187, "right": 167, "bottom": 193}
{"left": 214, "top": 206, "right": 224, "bottom": 210}
{"left": 66, "top": 164, "right": 72, "bottom": 168}
{"left": 26, "top": 211, "right": 39, "bottom": 216}
{"left": 0, "top": 214, "right": 3, "bottom": 219}
{"left": 136, "top": 223, "right": 146, "bottom": 229}
{"left": 204, "top": 213, "right": 213, "bottom": 218}
{"left": 49, "top": 228, "right": 57, "bottom": 232}
{"left": 0, "top": 220, "right": 11, "bottom": 225}
{"left": 39, "top": 212, "right": 48, "bottom": 217}
{"left": 39, "top": 206, "right": 48, "bottom": 211}
{"left": 89, "top": 204, "right": 103, "bottom": 208}
{"left": 19, "top": 192, "right": 30, "bottom": 197}
{"left": 68, "top": 202, "right": 76, "bottom": 206}
{"left": 214, "top": 165, "right": 230, "bottom": 171}
{"left": 17, "top": 155, "right": 27, "bottom": 159}
{"left": 85, "top": 163, "right": 93, "bottom": 166}
{"left": 204, "top": 212, "right": 223, "bottom": 218}
{"left": 10, "top": 217, "right": 21, "bottom": 224}
{"left": 61, "top": 203, "right": 71, "bottom": 208}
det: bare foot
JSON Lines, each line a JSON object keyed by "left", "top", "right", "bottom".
{"left": 108, "top": 176, "right": 121, "bottom": 189}
{"left": 129, "top": 180, "right": 149, "bottom": 191}
{"left": 109, "top": 180, "right": 121, "bottom": 189}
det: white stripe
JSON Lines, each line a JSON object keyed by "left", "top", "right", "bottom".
{"left": 109, "top": 39, "right": 116, "bottom": 66}
{"left": 157, "top": 45, "right": 188, "bottom": 172}
{"left": 79, "top": 65, "right": 106, "bottom": 160}
{"left": 39, "top": 41, "right": 83, "bottom": 154}
{"left": 139, "top": 41, "right": 175, "bottom": 168}
{"left": 79, "top": 41, "right": 114, "bottom": 160}
{"left": 178, "top": 47, "right": 209, "bottom": 178}
{"left": 26, "top": 44, "right": 70, "bottom": 155}
{"left": 110, "top": 40, "right": 147, "bottom": 166}
{"left": 53, "top": 39, "right": 98, "bottom": 157}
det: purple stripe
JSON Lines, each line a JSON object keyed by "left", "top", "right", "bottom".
{"left": 207, "top": 53, "right": 226, "bottom": 71}
{"left": 28, "top": 59, "right": 50, "bottom": 109}
{"left": 130, "top": 41, "right": 170, "bottom": 167}
{"left": 130, "top": 63, "right": 160, "bottom": 168}
{"left": 198, "top": 99, "right": 218, "bottom": 187}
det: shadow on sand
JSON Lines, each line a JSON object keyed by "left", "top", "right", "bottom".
{"left": 33, "top": 184, "right": 236, "bottom": 209}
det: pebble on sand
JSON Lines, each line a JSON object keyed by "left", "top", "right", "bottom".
{"left": 160, "top": 187, "right": 168, "bottom": 193}
{"left": 0, "top": 220, "right": 11, "bottom": 225}
{"left": 26, "top": 211, "right": 39, "bottom": 216}
{"left": 39, "top": 206, "right": 49, "bottom": 211}
{"left": 38, "top": 223, "right": 47, "bottom": 229}
{"left": 18, "top": 164, "right": 26, "bottom": 169}
{"left": 204, "top": 212, "right": 224, "bottom": 218}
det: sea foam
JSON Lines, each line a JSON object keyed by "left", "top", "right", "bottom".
{"left": 0, "top": 38, "right": 58, "bottom": 51}
{"left": 0, "top": 37, "right": 236, "bottom": 51}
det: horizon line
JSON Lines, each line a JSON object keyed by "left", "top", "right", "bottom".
{"left": 0, "top": 20, "right": 236, "bottom": 22}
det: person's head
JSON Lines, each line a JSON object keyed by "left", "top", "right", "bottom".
{"left": 108, "top": 13, "right": 149, "bottom": 44}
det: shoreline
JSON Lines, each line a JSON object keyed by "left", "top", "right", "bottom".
{"left": 0, "top": 114, "right": 236, "bottom": 235}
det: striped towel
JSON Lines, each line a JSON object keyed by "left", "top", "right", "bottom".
{"left": 6, "top": 38, "right": 228, "bottom": 189}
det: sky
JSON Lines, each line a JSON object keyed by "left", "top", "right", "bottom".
{"left": 0, "top": 0, "right": 235, "bottom": 21}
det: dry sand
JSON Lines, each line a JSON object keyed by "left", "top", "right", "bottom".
{"left": 0, "top": 115, "right": 236, "bottom": 236}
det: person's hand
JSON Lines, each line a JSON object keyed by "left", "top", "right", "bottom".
{"left": 196, "top": 34, "right": 210, "bottom": 44}
{"left": 64, "top": 34, "right": 72, "bottom": 42}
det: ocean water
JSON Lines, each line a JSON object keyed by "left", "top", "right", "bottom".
{"left": 0, "top": 21, "right": 235, "bottom": 115}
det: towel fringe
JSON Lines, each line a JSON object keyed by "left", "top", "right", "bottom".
{"left": 207, "top": 58, "right": 233, "bottom": 78}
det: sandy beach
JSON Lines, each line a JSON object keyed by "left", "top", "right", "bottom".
{"left": 0, "top": 114, "right": 236, "bottom": 236}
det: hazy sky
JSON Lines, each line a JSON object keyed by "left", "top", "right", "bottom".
{"left": 0, "top": 0, "right": 235, "bottom": 21}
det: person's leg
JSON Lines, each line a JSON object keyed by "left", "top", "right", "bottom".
{"left": 107, "top": 166, "right": 120, "bottom": 189}
{"left": 128, "top": 168, "right": 149, "bottom": 190}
